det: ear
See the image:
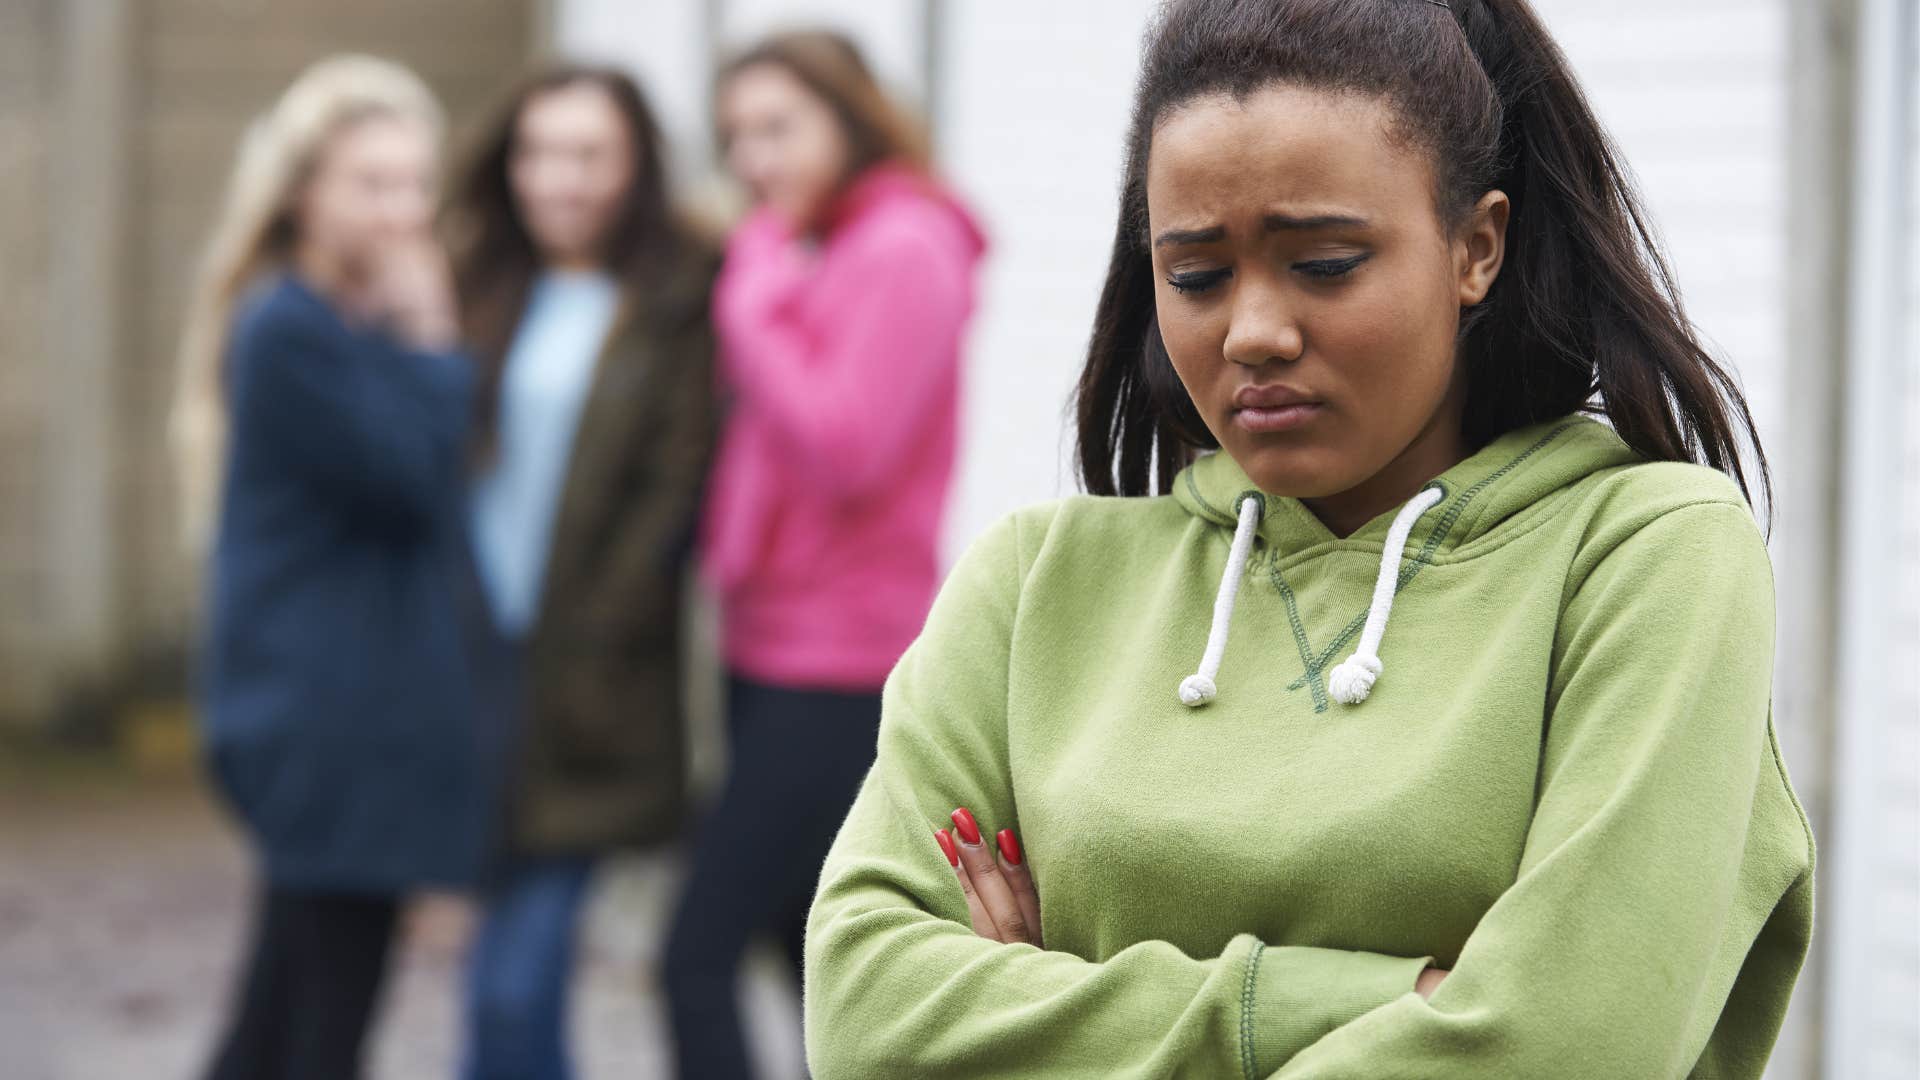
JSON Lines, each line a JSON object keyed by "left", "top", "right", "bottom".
{"left": 1456, "top": 189, "right": 1509, "bottom": 306}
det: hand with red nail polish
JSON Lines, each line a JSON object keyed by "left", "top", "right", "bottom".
{"left": 935, "top": 806, "right": 1042, "bottom": 947}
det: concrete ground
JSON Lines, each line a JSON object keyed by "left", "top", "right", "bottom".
{"left": 0, "top": 742, "right": 806, "bottom": 1080}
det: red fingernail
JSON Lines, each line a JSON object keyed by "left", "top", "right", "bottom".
{"left": 933, "top": 828, "right": 959, "bottom": 867}
{"left": 997, "top": 829, "right": 1022, "bottom": 866}
{"left": 951, "top": 807, "right": 982, "bottom": 846}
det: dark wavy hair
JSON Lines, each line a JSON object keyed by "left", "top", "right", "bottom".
{"left": 445, "top": 64, "right": 705, "bottom": 449}
{"left": 1075, "top": 0, "right": 1769, "bottom": 515}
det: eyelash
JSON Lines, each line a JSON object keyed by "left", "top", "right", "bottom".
{"left": 1165, "top": 254, "right": 1371, "bottom": 294}
{"left": 1166, "top": 268, "right": 1230, "bottom": 295}
{"left": 1297, "top": 254, "right": 1370, "bottom": 279}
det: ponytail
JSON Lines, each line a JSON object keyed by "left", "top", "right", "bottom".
{"left": 1448, "top": 0, "right": 1770, "bottom": 512}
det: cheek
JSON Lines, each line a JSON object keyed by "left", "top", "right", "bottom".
{"left": 1154, "top": 289, "right": 1228, "bottom": 385}
{"left": 799, "top": 117, "right": 849, "bottom": 186}
{"left": 509, "top": 159, "right": 547, "bottom": 215}
{"left": 302, "top": 182, "right": 366, "bottom": 248}
{"left": 588, "top": 165, "right": 634, "bottom": 221}
{"left": 748, "top": 137, "right": 791, "bottom": 186}
{"left": 727, "top": 141, "right": 762, "bottom": 188}
{"left": 375, "top": 178, "right": 428, "bottom": 232}
{"left": 1313, "top": 268, "right": 1457, "bottom": 394}
{"left": 1153, "top": 287, "right": 1241, "bottom": 439}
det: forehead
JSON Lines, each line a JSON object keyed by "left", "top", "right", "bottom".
{"left": 324, "top": 114, "right": 432, "bottom": 171}
{"left": 1145, "top": 83, "right": 1430, "bottom": 226}
{"left": 519, "top": 83, "right": 626, "bottom": 139}
{"left": 721, "top": 63, "right": 813, "bottom": 115}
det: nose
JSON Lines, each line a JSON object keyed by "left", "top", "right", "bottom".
{"left": 1221, "top": 278, "right": 1303, "bottom": 368}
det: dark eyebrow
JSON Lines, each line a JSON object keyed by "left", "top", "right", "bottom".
{"left": 1265, "top": 213, "right": 1369, "bottom": 231}
{"left": 1152, "top": 226, "right": 1225, "bottom": 249}
{"left": 1154, "top": 214, "right": 1371, "bottom": 249}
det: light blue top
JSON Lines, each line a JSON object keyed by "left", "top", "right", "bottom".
{"left": 470, "top": 270, "right": 620, "bottom": 636}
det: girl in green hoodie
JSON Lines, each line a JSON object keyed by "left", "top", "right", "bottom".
{"left": 803, "top": 1, "right": 1814, "bottom": 1077}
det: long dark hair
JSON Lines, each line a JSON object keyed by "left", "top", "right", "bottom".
{"left": 1076, "top": 0, "right": 1770, "bottom": 515}
{"left": 445, "top": 64, "right": 705, "bottom": 446}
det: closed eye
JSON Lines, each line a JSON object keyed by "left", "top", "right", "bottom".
{"left": 1166, "top": 268, "right": 1231, "bottom": 295}
{"left": 1293, "top": 253, "right": 1370, "bottom": 279}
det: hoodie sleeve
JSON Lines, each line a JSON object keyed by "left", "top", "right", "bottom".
{"left": 714, "top": 208, "right": 969, "bottom": 502}
{"left": 1266, "top": 499, "right": 1814, "bottom": 1079}
{"left": 804, "top": 509, "right": 1432, "bottom": 1080}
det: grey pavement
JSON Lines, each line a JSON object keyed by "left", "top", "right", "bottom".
{"left": 0, "top": 772, "right": 806, "bottom": 1080}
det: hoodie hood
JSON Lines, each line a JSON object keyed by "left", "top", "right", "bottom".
{"left": 1174, "top": 416, "right": 1642, "bottom": 555}
{"left": 1169, "top": 417, "right": 1644, "bottom": 707}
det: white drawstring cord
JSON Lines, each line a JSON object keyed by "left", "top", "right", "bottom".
{"left": 1178, "top": 495, "right": 1263, "bottom": 707}
{"left": 1328, "top": 486, "right": 1445, "bottom": 705}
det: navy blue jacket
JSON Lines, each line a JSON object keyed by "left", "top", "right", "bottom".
{"left": 202, "top": 275, "right": 501, "bottom": 892}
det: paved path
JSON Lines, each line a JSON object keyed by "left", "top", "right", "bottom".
{"left": 0, "top": 767, "right": 806, "bottom": 1080}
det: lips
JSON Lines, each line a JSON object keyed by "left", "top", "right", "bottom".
{"left": 1232, "top": 383, "right": 1319, "bottom": 410}
{"left": 1230, "top": 384, "right": 1325, "bottom": 434}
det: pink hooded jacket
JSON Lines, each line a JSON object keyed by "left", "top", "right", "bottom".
{"left": 702, "top": 165, "right": 987, "bottom": 690}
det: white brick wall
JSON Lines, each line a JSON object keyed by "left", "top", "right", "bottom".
{"left": 935, "top": 1, "right": 1160, "bottom": 551}
{"left": 1868, "top": 11, "right": 1920, "bottom": 1071}
{"left": 1530, "top": 0, "right": 1788, "bottom": 480}
{"left": 1827, "top": 2, "right": 1920, "bottom": 1075}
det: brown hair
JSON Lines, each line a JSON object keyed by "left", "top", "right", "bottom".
{"left": 445, "top": 64, "right": 706, "bottom": 448}
{"left": 717, "top": 29, "right": 931, "bottom": 184}
{"left": 1076, "top": 0, "right": 1769, "bottom": 518}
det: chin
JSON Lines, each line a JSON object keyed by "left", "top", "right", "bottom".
{"left": 1227, "top": 437, "right": 1359, "bottom": 499}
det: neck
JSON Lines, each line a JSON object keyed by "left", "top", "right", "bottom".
{"left": 543, "top": 250, "right": 604, "bottom": 275}
{"left": 1303, "top": 404, "right": 1468, "bottom": 538}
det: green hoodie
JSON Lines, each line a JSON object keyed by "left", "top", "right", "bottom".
{"left": 803, "top": 417, "right": 1814, "bottom": 1079}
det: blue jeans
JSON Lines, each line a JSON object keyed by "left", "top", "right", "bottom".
{"left": 462, "top": 858, "right": 595, "bottom": 1080}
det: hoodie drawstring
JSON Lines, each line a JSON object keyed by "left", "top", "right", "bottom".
{"left": 1177, "top": 495, "right": 1263, "bottom": 707}
{"left": 1178, "top": 485, "right": 1445, "bottom": 709}
{"left": 1327, "top": 486, "right": 1445, "bottom": 705}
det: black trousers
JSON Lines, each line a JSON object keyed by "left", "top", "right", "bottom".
{"left": 662, "top": 674, "right": 883, "bottom": 1080}
{"left": 203, "top": 883, "right": 400, "bottom": 1080}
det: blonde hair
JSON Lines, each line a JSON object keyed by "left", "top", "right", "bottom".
{"left": 170, "top": 54, "right": 445, "bottom": 551}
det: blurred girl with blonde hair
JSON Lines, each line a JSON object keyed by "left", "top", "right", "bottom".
{"left": 173, "top": 54, "right": 499, "bottom": 1080}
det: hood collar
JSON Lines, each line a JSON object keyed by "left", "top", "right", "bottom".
{"left": 1170, "top": 417, "right": 1639, "bottom": 709}
{"left": 1173, "top": 417, "right": 1637, "bottom": 557}
{"left": 815, "top": 161, "right": 988, "bottom": 259}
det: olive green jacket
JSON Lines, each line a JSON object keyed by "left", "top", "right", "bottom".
{"left": 507, "top": 257, "right": 718, "bottom": 856}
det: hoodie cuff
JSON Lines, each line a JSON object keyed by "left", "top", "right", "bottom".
{"left": 1236, "top": 939, "right": 1431, "bottom": 1078}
